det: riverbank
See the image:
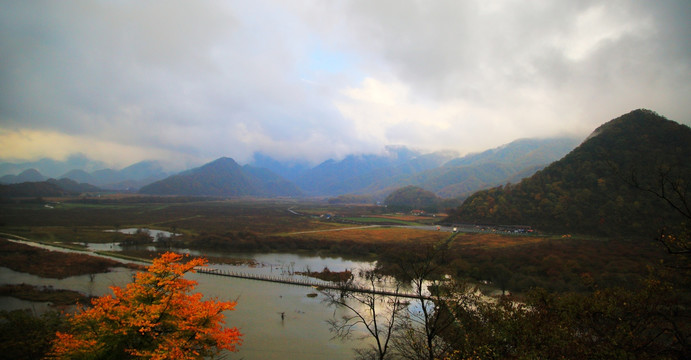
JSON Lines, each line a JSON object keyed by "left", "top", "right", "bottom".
{"left": 0, "top": 238, "right": 141, "bottom": 279}
{"left": 0, "top": 283, "right": 89, "bottom": 306}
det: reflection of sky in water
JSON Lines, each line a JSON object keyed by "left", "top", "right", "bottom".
{"left": 1, "top": 239, "right": 450, "bottom": 360}
{"left": 0, "top": 246, "right": 380, "bottom": 360}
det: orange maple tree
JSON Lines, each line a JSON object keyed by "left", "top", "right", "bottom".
{"left": 48, "top": 252, "right": 242, "bottom": 359}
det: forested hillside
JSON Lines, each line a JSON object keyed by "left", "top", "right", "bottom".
{"left": 384, "top": 185, "right": 457, "bottom": 212}
{"left": 448, "top": 109, "right": 691, "bottom": 237}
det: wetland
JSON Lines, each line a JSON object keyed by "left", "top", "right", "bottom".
{"left": 0, "top": 196, "right": 679, "bottom": 359}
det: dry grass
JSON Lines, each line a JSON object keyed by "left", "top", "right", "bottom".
{"left": 297, "top": 227, "right": 449, "bottom": 245}
{"left": 369, "top": 215, "right": 433, "bottom": 221}
{"left": 0, "top": 238, "right": 132, "bottom": 278}
{"left": 453, "top": 233, "right": 547, "bottom": 248}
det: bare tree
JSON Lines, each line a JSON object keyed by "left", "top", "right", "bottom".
{"left": 385, "top": 241, "right": 466, "bottom": 360}
{"left": 322, "top": 268, "right": 404, "bottom": 360}
{"left": 628, "top": 164, "right": 690, "bottom": 266}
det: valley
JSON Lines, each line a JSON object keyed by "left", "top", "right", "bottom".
{"left": 1, "top": 110, "right": 689, "bottom": 358}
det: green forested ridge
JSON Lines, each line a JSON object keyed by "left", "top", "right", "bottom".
{"left": 448, "top": 109, "right": 691, "bottom": 237}
{"left": 384, "top": 185, "right": 456, "bottom": 212}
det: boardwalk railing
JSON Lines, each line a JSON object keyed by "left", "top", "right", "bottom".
{"left": 195, "top": 267, "right": 428, "bottom": 300}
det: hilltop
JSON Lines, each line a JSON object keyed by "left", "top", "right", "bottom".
{"left": 138, "top": 157, "right": 302, "bottom": 197}
{"left": 447, "top": 109, "right": 691, "bottom": 237}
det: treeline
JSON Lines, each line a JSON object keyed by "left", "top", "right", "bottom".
{"left": 384, "top": 185, "right": 461, "bottom": 212}
{"left": 339, "top": 240, "right": 689, "bottom": 359}
{"left": 375, "top": 236, "right": 667, "bottom": 294}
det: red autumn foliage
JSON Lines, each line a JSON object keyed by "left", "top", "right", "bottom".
{"left": 48, "top": 252, "right": 241, "bottom": 359}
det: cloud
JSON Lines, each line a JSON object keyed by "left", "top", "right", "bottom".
{"left": 0, "top": 128, "right": 183, "bottom": 169}
{"left": 324, "top": 0, "right": 690, "bottom": 149}
{"left": 0, "top": 0, "right": 689, "bottom": 168}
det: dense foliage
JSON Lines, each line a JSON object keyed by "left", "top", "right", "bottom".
{"left": 48, "top": 252, "right": 241, "bottom": 359}
{"left": 447, "top": 274, "right": 690, "bottom": 359}
{"left": 372, "top": 239, "right": 690, "bottom": 359}
{"left": 450, "top": 109, "right": 691, "bottom": 237}
{"left": 385, "top": 185, "right": 443, "bottom": 212}
{"left": 0, "top": 309, "right": 66, "bottom": 360}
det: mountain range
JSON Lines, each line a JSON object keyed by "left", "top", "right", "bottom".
{"left": 137, "top": 138, "right": 578, "bottom": 199}
{"left": 0, "top": 160, "right": 169, "bottom": 190}
{"left": 0, "top": 137, "right": 579, "bottom": 199}
{"left": 447, "top": 109, "right": 691, "bottom": 237}
{"left": 0, "top": 154, "right": 106, "bottom": 178}
{"left": 0, "top": 178, "right": 100, "bottom": 198}
{"left": 3, "top": 108, "right": 687, "bottom": 240}
{"left": 139, "top": 157, "right": 303, "bottom": 197}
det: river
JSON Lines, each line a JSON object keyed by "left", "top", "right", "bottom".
{"left": 0, "top": 241, "right": 378, "bottom": 359}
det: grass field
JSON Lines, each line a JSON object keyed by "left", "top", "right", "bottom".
{"left": 295, "top": 226, "right": 449, "bottom": 244}
{"left": 341, "top": 217, "right": 422, "bottom": 225}
{"left": 452, "top": 233, "right": 548, "bottom": 248}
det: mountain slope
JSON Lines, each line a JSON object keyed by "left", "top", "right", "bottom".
{"left": 60, "top": 169, "right": 95, "bottom": 184}
{"left": 0, "top": 169, "right": 47, "bottom": 184}
{"left": 448, "top": 109, "right": 691, "bottom": 237}
{"left": 46, "top": 178, "right": 101, "bottom": 194}
{"left": 139, "top": 157, "right": 302, "bottom": 197}
{"left": 294, "top": 147, "right": 459, "bottom": 196}
{"left": 444, "top": 137, "right": 580, "bottom": 168}
{"left": 0, "top": 154, "right": 106, "bottom": 178}
{"left": 249, "top": 153, "right": 311, "bottom": 182}
{"left": 384, "top": 186, "right": 443, "bottom": 212}
{"left": 360, "top": 138, "right": 580, "bottom": 198}
{"left": 241, "top": 165, "right": 303, "bottom": 197}
{"left": 56, "top": 160, "right": 169, "bottom": 190}
{"left": 0, "top": 182, "right": 72, "bottom": 198}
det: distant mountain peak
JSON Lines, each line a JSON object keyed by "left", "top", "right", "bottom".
{"left": 139, "top": 157, "right": 302, "bottom": 197}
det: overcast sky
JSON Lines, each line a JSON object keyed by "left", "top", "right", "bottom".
{"left": 1, "top": 0, "right": 689, "bottom": 170}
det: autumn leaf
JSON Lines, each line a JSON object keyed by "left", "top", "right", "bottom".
{"left": 47, "top": 252, "right": 241, "bottom": 359}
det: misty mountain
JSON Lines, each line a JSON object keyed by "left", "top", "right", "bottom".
{"left": 60, "top": 169, "right": 95, "bottom": 184}
{"left": 1, "top": 138, "right": 579, "bottom": 198}
{"left": 449, "top": 109, "right": 691, "bottom": 237}
{"left": 249, "top": 152, "right": 311, "bottom": 182}
{"left": 443, "top": 137, "right": 581, "bottom": 168}
{"left": 89, "top": 161, "right": 169, "bottom": 190}
{"left": 59, "top": 160, "right": 169, "bottom": 190}
{"left": 0, "top": 154, "right": 106, "bottom": 178}
{"left": 294, "top": 146, "right": 458, "bottom": 196}
{"left": 347, "top": 137, "right": 580, "bottom": 199}
{"left": 0, "top": 178, "right": 102, "bottom": 198}
{"left": 0, "top": 156, "right": 168, "bottom": 190}
{"left": 257, "top": 138, "right": 578, "bottom": 199}
{"left": 139, "top": 157, "right": 302, "bottom": 197}
{"left": 0, "top": 169, "right": 47, "bottom": 184}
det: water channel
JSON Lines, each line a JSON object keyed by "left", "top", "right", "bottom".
{"left": 0, "top": 240, "right": 380, "bottom": 359}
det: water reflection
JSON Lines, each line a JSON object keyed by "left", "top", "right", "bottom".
{"left": 0, "top": 249, "right": 379, "bottom": 360}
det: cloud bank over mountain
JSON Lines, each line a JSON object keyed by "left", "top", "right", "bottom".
{"left": 1, "top": 0, "right": 689, "bottom": 168}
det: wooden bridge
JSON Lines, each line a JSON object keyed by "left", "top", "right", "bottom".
{"left": 195, "top": 267, "right": 428, "bottom": 300}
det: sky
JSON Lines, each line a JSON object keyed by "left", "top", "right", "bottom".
{"left": 1, "top": 0, "right": 690, "bottom": 170}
